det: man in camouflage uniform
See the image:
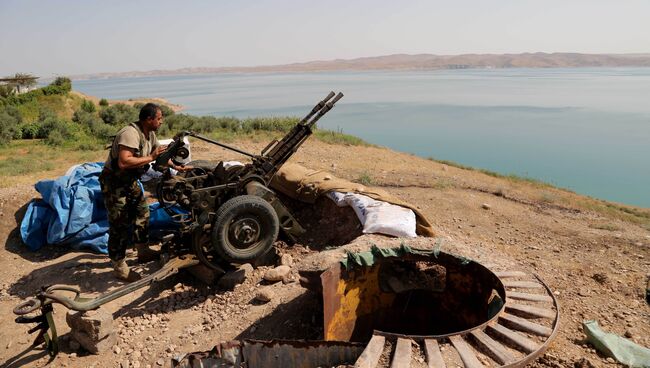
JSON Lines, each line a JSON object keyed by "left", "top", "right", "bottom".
{"left": 100, "top": 103, "right": 186, "bottom": 281}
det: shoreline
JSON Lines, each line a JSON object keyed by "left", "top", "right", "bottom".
{"left": 70, "top": 91, "right": 184, "bottom": 112}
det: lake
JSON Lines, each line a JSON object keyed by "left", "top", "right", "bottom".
{"left": 74, "top": 69, "right": 650, "bottom": 208}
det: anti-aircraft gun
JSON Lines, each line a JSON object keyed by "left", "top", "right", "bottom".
{"left": 12, "top": 92, "right": 343, "bottom": 356}
{"left": 154, "top": 91, "right": 344, "bottom": 268}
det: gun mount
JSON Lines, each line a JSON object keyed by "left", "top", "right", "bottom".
{"left": 155, "top": 91, "right": 343, "bottom": 269}
{"left": 13, "top": 92, "right": 343, "bottom": 356}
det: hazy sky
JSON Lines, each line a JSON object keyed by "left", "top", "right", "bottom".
{"left": 1, "top": 0, "right": 649, "bottom": 77}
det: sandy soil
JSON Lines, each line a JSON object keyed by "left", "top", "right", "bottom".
{"left": 0, "top": 139, "right": 648, "bottom": 368}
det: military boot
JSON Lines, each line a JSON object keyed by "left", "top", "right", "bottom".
{"left": 135, "top": 243, "right": 160, "bottom": 263}
{"left": 111, "top": 259, "right": 141, "bottom": 282}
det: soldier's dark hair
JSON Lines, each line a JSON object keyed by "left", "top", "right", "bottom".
{"left": 139, "top": 103, "right": 161, "bottom": 121}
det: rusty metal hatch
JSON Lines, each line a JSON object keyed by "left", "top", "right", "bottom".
{"left": 173, "top": 246, "right": 560, "bottom": 367}
{"left": 316, "top": 247, "right": 560, "bottom": 367}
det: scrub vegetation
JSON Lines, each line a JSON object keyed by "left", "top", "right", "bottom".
{"left": 0, "top": 76, "right": 367, "bottom": 175}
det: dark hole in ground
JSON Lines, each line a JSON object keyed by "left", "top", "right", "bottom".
{"left": 324, "top": 255, "right": 505, "bottom": 342}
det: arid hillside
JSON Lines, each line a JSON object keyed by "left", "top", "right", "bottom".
{"left": 0, "top": 138, "right": 648, "bottom": 367}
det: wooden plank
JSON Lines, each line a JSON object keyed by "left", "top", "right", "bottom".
{"left": 488, "top": 324, "right": 539, "bottom": 354}
{"left": 470, "top": 330, "right": 515, "bottom": 365}
{"left": 449, "top": 336, "right": 483, "bottom": 368}
{"left": 507, "top": 291, "right": 553, "bottom": 303}
{"left": 423, "top": 339, "right": 445, "bottom": 368}
{"left": 503, "top": 280, "right": 543, "bottom": 289}
{"left": 499, "top": 313, "right": 553, "bottom": 337}
{"left": 355, "top": 335, "right": 385, "bottom": 368}
{"left": 506, "top": 302, "right": 556, "bottom": 319}
{"left": 390, "top": 338, "right": 411, "bottom": 368}
{"left": 495, "top": 271, "right": 528, "bottom": 278}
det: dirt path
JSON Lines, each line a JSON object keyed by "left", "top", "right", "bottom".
{"left": 0, "top": 140, "right": 648, "bottom": 367}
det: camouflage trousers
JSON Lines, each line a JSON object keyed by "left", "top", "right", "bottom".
{"left": 99, "top": 170, "right": 149, "bottom": 261}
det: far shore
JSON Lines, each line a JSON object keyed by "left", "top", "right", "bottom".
{"left": 70, "top": 91, "right": 184, "bottom": 112}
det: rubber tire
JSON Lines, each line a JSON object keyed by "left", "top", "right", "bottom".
{"left": 212, "top": 195, "right": 279, "bottom": 264}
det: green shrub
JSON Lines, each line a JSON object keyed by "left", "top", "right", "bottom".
{"left": 45, "top": 129, "right": 66, "bottom": 146}
{"left": 134, "top": 102, "right": 175, "bottom": 117}
{"left": 0, "top": 112, "right": 19, "bottom": 146}
{"left": 41, "top": 77, "right": 72, "bottom": 95}
{"left": 38, "top": 116, "right": 71, "bottom": 140}
{"left": 0, "top": 84, "right": 14, "bottom": 98}
{"left": 80, "top": 99, "right": 96, "bottom": 113}
{"left": 18, "top": 122, "right": 39, "bottom": 139}
{"left": 72, "top": 109, "right": 113, "bottom": 139}
{"left": 99, "top": 103, "right": 137, "bottom": 125}
{"left": 99, "top": 98, "right": 109, "bottom": 107}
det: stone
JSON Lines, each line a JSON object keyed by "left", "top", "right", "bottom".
{"left": 113, "top": 345, "right": 121, "bottom": 354}
{"left": 66, "top": 307, "right": 114, "bottom": 341}
{"left": 481, "top": 203, "right": 491, "bottom": 210}
{"left": 157, "top": 358, "right": 165, "bottom": 366}
{"left": 255, "top": 288, "right": 275, "bottom": 303}
{"left": 72, "top": 330, "right": 117, "bottom": 355}
{"left": 280, "top": 254, "right": 293, "bottom": 267}
{"left": 574, "top": 357, "right": 596, "bottom": 368}
{"left": 217, "top": 264, "right": 254, "bottom": 289}
{"left": 263, "top": 265, "right": 291, "bottom": 282}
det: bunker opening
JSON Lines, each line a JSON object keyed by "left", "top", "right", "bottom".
{"left": 318, "top": 247, "right": 506, "bottom": 342}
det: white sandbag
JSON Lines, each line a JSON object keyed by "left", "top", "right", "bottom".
{"left": 362, "top": 201, "right": 417, "bottom": 238}
{"left": 342, "top": 192, "right": 417, "bottom": 238}
{"left": 325, "top": 191, "right": 348, "bottom": 207}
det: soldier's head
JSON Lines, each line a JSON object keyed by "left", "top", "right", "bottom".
{"left": 139, "top": 103, "right": 163, "bottom": 132}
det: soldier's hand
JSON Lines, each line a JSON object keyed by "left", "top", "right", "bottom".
{"left": 151, "top": 145, "right": 167, "bottom": 159}
{"left": 175, "top": 165, "right": 194, "bottom": 173}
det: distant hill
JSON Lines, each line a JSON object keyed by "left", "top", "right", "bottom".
{"left": 72, "top": 52, "right": 650, "bottom": 80}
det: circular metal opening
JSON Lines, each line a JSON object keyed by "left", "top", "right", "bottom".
{"left": 321, "top": 251, "right": 506, "bottom": 342}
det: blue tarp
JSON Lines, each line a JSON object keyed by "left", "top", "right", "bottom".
{"left": 20, "top": 162, "right": 183, "bottom": 254}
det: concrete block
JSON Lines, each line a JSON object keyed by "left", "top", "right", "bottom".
{"left": 72, "top": 330, "right": 117, "bottom": 354}
{"left": 66, "top": 307, "right": 114, "bottom": 341}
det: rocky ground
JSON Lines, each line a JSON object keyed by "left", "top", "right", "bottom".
{"left": 0, "top": 139, "right": 648, "bottom": 368}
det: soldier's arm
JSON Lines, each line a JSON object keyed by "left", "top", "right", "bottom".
{"left": 117, "top": 145, "right": 165, "bottom": 170}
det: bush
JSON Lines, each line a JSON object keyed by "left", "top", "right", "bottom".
{"left": 99, "top": 98, "right": 109, "bottom": 107}
{"left": 99, "top": 103, "right": 137, "bottom": 125}
{"left": 45, "top": 129, "right": 66, "bottom": 146}
{"left": 18, "top": 122, "right": 39, "bottom": 139}
{"left": 73, "top": 109, "right": 116, "bottom": 140}
{"left": 0, "top": 112, "right": 19, "bottom": 146}
{"left": 80, "top": 99, "right": 96, "bottom": 113}
{"left": 38, "top": 116, "right": 71, "bottom": 140}
{"left": 133, "top": 102, "right": 175, "bottom": 118}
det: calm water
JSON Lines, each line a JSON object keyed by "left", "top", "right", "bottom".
{"left": 74, "top": 69, "right": 650, "bottom": 208}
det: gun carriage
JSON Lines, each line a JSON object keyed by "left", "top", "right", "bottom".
{"left": 12, "top": 92, "right": 344, "bottom": 355}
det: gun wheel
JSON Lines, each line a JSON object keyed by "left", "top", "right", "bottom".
{"left": 211, "top": 195, "right": 279, "bottom": 264}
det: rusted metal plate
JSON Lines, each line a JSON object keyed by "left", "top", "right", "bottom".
{"left": 173, "top": 340, "right": 365, "bottom": 368}
{"left": 242, "top": 340, "right": 365, "bottom": 368}
{"left": 355, "top": 335, "right": 385, "bottom": 368}
{"left": 390, "top": 338, "right": 412, "bottom": 368}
